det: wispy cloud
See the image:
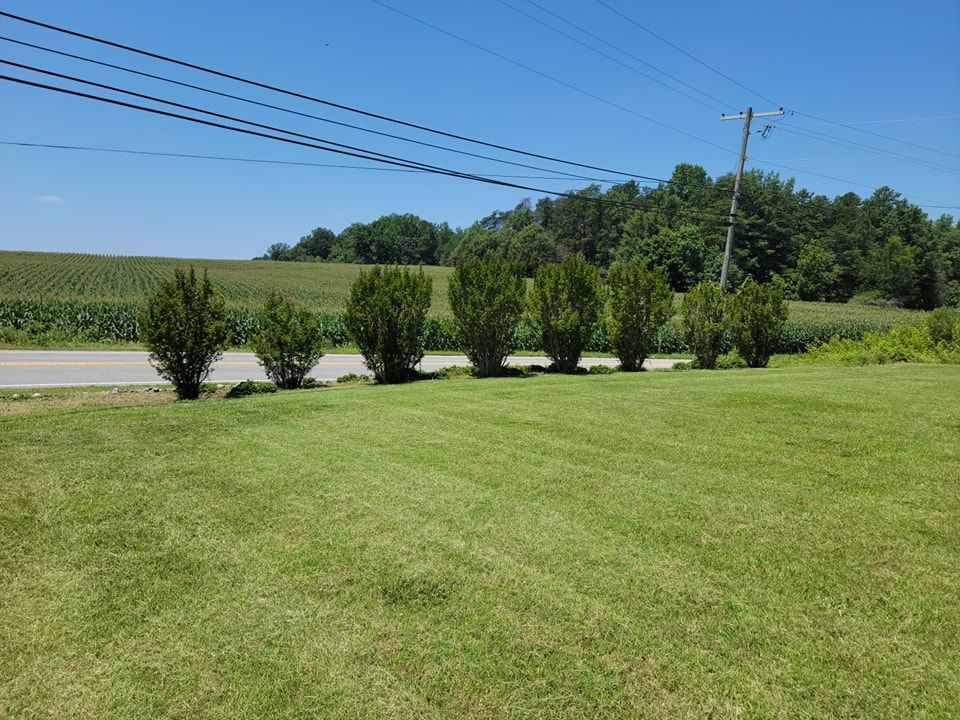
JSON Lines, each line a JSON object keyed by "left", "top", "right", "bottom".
{"left": 33, "top": 195, "right": 65, "bottom": 204}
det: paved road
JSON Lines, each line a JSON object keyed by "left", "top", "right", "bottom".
{"left": 0, "top": 350, "right": 681, "bottom": 387}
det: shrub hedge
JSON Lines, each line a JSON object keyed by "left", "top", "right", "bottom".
{"left": 606, "top": 262, "right": 673, "bottom": 372}
{"left": 529, "top": 255, "right": 603, "bottom": 373}
{"left": 251, "top": 293, "right": 325, "bottom": 389}
{"left": 344, "top": 266, "right": 432, "bottom": 384}
{"left": 140, "top": 268, "right": 228, "bottom": 400}
{"left": 448, "top": 257, "right": 526, "bottom": 377}
{"left": 728, "top": 278, "right": 789, "bottom": 368}
{"left": 225, "top": 379, "right": 278, "bottom": 398}
{"left": 681, "top": 282, "right": 727, "bottom": 370}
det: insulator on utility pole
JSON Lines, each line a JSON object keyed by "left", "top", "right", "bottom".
{"left": 719, "top": 106, "right": 784, "bottom": 289}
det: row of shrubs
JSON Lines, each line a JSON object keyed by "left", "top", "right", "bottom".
{"left": 0, "top": 298, "right": 897, "bottom": 354}
{"left": 79, "top": 262, "right": 960, "bottom": 400}
{"left": 340, "top": 256, "right": 797, "bottom": 381}
{"left": 154, "top": 257, "right": 792, "bottom": 398}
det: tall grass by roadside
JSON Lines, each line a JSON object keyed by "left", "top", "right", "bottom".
{"left": 778, "top": 324, "right": 960, "bottom": 366}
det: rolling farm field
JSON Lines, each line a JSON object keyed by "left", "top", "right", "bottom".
{"left": 0, "top": 250, "right": 456, "bottom": 314}
{"left": 0, "top": 250, "right": 928, "bottom": 325}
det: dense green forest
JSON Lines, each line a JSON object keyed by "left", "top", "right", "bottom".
{"left": 262, "top": 164, "right": 960, "bottom": 310}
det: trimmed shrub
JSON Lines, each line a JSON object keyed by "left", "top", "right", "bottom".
{"left": 141, "top": 268, "right": 228, "bottom": 400}
{"left": 225, "top": 379, "right": 278, "bottom": 398}
{"left": 927, "top": 306, "right": 960, "bottom": 344}
{"left": 251, "top": 292, "right": 324, "bottom": 389}
{"left": 530, "top": 255, "right": 602, "bottom": 373}
{"left": 681, "top": 282, "right": 726, "bottom": 369}
{"left": 344, "top": 266, "right": 432, "bottom": 383}
{"left": 729, "top": 279, "right": 789, "bottom": 368}
{"left": 715, "top": 351, "right": 748, "bottom": 370}
{"left": 587, "top": 364, "right": 618, "bottom": 375}
{"left": 336, "top": 373, "right": 371, "bottom": 384}
{"left": 428, "top": 365, "right": 474, "bottom": 380}
{"left": 449, "top": 257, "right": 526, "bottom": 377}
{"left": 607, "top": 261, "right": 673, "bottom": 371}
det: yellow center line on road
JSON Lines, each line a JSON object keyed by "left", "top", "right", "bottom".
{"left": 0, "top": 357, "right": 477, "bottom": 368}
{"left": 0, "top": 361, "right": 147, "bottom": 366}
{"left": 0, "top": 360, "right": 258, "bottom": 367}
{"left": 0, "top": 358, "right": 470, "bottom": 367}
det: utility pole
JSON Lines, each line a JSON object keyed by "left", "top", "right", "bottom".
{"left": 719, "top": 106, "right": 784, "bottom": 289}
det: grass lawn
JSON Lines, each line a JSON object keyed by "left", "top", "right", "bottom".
{"left": 2, "top": 365, "right": 958, "bottom": 718}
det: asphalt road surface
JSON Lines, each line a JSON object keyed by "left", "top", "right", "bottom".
{"left": 0, "top": 350, "right": 682, "bottom": 388}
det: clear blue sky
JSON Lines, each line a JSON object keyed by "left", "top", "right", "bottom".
{"left": 2, "top": 0, "right": 958, "bottom": 258}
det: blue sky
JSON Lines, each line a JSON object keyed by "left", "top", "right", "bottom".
{"left": 2, "top": 0, "right": 958, "bottom": 259}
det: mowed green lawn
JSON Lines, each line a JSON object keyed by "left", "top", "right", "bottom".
{"left": 2, "top": 366, "right": 958, "bottom": 718}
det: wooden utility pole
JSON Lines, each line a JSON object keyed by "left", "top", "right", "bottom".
{"left": 719, "top": 106, "right": 784, "bottom": 288}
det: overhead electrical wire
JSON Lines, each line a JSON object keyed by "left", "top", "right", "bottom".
{"left": 588, "top": 1, "right": 960, "bottom": 208}
{"left": 517, "top": 0, "right": 735, "bottom": 110}
{"left": 748, "top": 158, "right": 960, "bottom": 211}
{"left": 0, "top": 35, "right": 622, "bottom": 187}
{"left": 755, "top": 150, "right": 950, "bottom": 163}
{"left": 2, "top": 59, "right": 531, "bottom": 179}
{"left": 492, "top": 0, "right": 727, "bottom": 113}
{"left": 589, "top": 2, "right": 959, "bottom": 167}
{"left": 591, "top": 0, "right": 781, "bottom": 107}
{"left": 0, "top": 141, "right": 632, "bottom": 181}
{"left": 0, "top": 9, "right": 728, "bottom": 193}
{"left": 793, "top": 113, "right": 960, "bottom": 127}
{"left": 775, "top": 124, "right": 960, "bottom": 176}
{"left": 9, "top": 10, "right": 948, "bottom": 217}
{"left": 0, "top": 74, "right": 733, "bottom": 225}
{"left": 792, "top": 110, "right": 960, "bottom": 162}
{"left": 365, "top": 0, "right": 736, "bottom": 155}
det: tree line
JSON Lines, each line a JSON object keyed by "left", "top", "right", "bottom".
{"left": 262, "top": 163, "right": 960, "bottom": 310}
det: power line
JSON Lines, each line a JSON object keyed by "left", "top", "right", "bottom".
{"left": 748, "top": 158, "right": 960, "bottom": 211}
{"left": 792, "top": 113, "right": 960, "bottom": 127}
{"left": 775, "top": 124, "right": 960, "bottom": 176}
{"left": 3, "top": 59, "right": 520, "bottom": 180}
{"left": 0, "top": 35, "right": 621, "bottom": 187}
{"left": 492, "top": 0, "right": 727, "bottom": 112}
{"left": 518, "top": 0, "right": 736, "bottom": 110}
{"left": 366, "top": 0, "right": 736, "bottom": 155}
{"left": 591, "top": 0, "right": 781, "bottom": 107}
{"left": 0, "top": 10, "right": 726, "bottom": 192}
{"left": 793, "top": 110, "right": 960, "bottom": 162}
{"left": 757, "top": 150, "right": 951, "bottom": 163}
{"left": 0, "top": 141, "right": 636, "bottom": 181}
{"left": 0, "top": 74, "right": 732, "bottom": 225}
{"left": 588, "top": 2, "right": 960, "bottom": 167}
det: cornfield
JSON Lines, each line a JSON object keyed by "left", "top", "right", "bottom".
{"left": 0, "top": 250, "right": 454, "bottom": 314}
{"left": 0, "top": 250, "right": 926, "bottom": 353}
{"left": 0, "top": 297, "right": 918, "bottom": 354}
